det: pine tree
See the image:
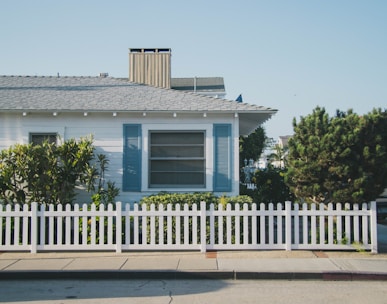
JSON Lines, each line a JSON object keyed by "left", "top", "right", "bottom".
{"left": 239, "top": 126, "right": 266, "bottom": 167}
{"left": 285, "top": 107, "right": 387, "bottom": 204}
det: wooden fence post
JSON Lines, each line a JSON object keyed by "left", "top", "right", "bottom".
{"left": 30, "top": 202, "right": 38, "bottom": 254}
{"left": 285, "top": 201, "right": 292, "bottom": 251}
{"left": 115, "top": 202, "right": 122, "bottom": 253}
{"left": 370, "top": 201, "right": 378, "bottom": 254}
{"left": 200, "top": 201, "right": 207, "bottom": 253}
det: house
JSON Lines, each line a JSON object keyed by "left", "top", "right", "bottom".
{"left": 0, "top": 51, "right": 276, "bottom": 203}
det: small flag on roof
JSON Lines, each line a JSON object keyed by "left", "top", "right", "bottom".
{"left": 236, "top": 94, "right": 243, "bottom": 103}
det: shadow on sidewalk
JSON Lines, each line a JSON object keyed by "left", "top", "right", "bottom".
{"left": 0, "top": 273, "right": 230, "bottom": 303}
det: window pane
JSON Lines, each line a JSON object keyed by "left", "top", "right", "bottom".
{"left": 152, "top": 132, "right": 204, "bottom": 145}
{"left": 151, "top": 146, "right": 204, "bottom": 157}
{"left": 151, "top": 172, "right": 205, "bottom": 187}
{"left": 151, "top": 160, "right": 204, "bottom": 172}
{"left": 30, "top": 133, "right": 57, "bottom": 145}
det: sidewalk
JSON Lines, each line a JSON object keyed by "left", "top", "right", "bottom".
{"left": 1, "top": 250, "right": 387, "bottom": 281}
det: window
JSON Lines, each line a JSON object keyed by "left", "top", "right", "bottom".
{"left": 29, "top": 133, "right": 57, "bottom": 145}
{"left": 149, "top": 131, "right": 205, "bottom": 188}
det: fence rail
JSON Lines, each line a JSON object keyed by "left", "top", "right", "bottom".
{"left": 0, "top": 201, "right": 378, "bottom": 253}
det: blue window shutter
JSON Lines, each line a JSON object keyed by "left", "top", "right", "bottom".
{"left": 123, "top": 124, "right": 141, "bottom": 191}
{"left": 213, "top": 124, "right": 232, "bottom": 192}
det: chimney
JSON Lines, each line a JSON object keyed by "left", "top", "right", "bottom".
{"left": 129, "top": 48, "right": 171, "bottom": 89}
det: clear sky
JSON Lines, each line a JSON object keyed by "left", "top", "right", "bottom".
{"left": 1, "top": 0, "right": 386, "bottom": 140}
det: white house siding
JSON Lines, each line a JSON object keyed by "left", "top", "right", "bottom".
{"left": 0, "top": 112, "right": 240, "bottom": 203}
{"left": 0, "top": 114, "right": 24, "bottom": 150}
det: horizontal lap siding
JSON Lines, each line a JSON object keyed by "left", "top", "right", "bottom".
{"left": 0, "top": 114, "right": 23, "bottom": 150}
{"left": 60, "top": 122, "right": 124, "bottom": 194}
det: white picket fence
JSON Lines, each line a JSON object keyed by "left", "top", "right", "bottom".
{"left": 0, "top": 201, "right": 378, "bottom": 253}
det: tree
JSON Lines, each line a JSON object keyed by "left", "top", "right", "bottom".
{"left": 239, "top": 126, "right": 266, "bottom": 168}
{"left": 241, "top": 165, "right": 295, "bottom": 204}
{"left": 285, "top": 107, "right": 387, "bottom": 204}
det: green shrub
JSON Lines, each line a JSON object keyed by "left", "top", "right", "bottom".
{"left": 138, "top": 192, "right": 253, "bottom": 245}
{"left": 139, "top": 192, "right": 252, "bottom": 210}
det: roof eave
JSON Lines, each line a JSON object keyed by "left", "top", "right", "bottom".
{"left": 239, "top": 111, "right": 278, "bottom": 136}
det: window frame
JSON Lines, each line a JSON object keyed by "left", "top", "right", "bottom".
{"left": 148, "top": 130, "right": 206, "bottom": 189}
{"left": 29, "top": 132, "right": 58, "bottom": 145}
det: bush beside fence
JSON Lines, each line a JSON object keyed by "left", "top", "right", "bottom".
{"left": 0, "top": 201, "right": 378, "bottom": 253}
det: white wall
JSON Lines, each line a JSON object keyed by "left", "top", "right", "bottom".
{"left": 0, "top": 112, "right": 240, "bottom": 203}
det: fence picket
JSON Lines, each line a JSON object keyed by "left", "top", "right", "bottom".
{"left": 235, "top": 204, "right": 240, "bottom": 245}
{"left": 218, "top": 204, "right": 224, "bottom": 245}
{"left": 166, "top": 204, "right": 172, "bottom": 245}
{"left": 65, "top": 204, "right": 71, "bottom": 246}
{"left": 362, "top": 203, "right": 369, "bottom": 245}
{"left": 243, "top": 203, "right": 249, "bottom": 245}
{"left": 82, "top": 204, "right": 88, "bottom": 245}
{"left": 209, "top": 204, "right": 215, "bottom": 245}
{"left": 149, "top": 204, "right": 155, "bottom": 245}
{"left": 353, "top": 203, "right": 360, "bottom": 243}
{"left": 176, "top": 204, "right": 181, "bottom": 245}
{"left": 99, "top": 204, "right": 105, "bottom": 245}
{"left": 125, "top": 203, "right": 131, "bottom": 245}
{"left": 115, "top": 202, "right": 122, "bottom": 253}
{"left": 200, "top": 201, "right": 206, "bottom": 253}
{"left": 73, "top": 204, "right": 80, "bottom": 246}
{"left": 184, "top": 204, "right": 189, "bottom": 245}
{"left": 311, "top": 204, "right": 316, "bottom": 245}
{"left": 107, "top": 203, "right": 113, "bottom": 245}
{"left": 277, "top": 203, "right": 283, "bottom": 246}
{"left": 142, "top": 204, "right": 147, "bottom": 245}
{"left": 319, "top": 203, "right": 325, "bottom": 245}
{"left": 268, "top": 204, "right": 274, "bottom": 245}
{"left": 345, "top": 203, "right": 351, "bottom": 245}
{"left": 5, "top": 205, "right": 11, "bottom": 246}
{"left": 260, "top": 203, "right": 265, "bottom": 245}
{"left": 285, "top": 201, "right": 291, "bottom": 250}
{"left": 327, "top": 203, "right": 334, "bottom": 245}
{"left": 336, "top": 203, "right": 343, "bottom": 245}
{"left": 293, "top": 203, "right": 299, "bottom": 246}
{"left": 132, "top": 204, "right": 138, "bottom": 245}
{"left": 13, "top": 204, "right": 20, "bottom": 246}
{"left": 23, "top": 204, "right": 29, "bottom": 246}
{"left": 251, "top": 204, "right": 257, "bottom": 245}
{"left": 192, "top": 204, "right": 197, "bottom": 245}
{"left": 302, "top": 203, "right": 310, "bottom": 245}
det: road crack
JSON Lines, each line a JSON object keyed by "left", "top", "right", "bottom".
{"left": 168, "top": 290, "right": 173, "bottom": 304}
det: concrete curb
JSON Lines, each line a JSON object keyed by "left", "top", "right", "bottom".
{"left": 1, "top": 270, "right": 387, "bottom": 281}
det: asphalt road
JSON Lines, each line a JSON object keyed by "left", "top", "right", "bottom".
{"left": 1, "top": 279, "right": 387, "bottom": 304}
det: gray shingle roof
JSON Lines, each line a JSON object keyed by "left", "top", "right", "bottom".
{"left": 0, "top": 75, "right": 277, "bottom": 134}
